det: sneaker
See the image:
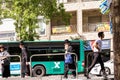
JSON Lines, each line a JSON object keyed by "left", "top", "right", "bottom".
{"left": 103, "top": 74, "right": 108, "bottom": 79}
{"left": 85, "top": 73, "right": 90, "bottom": 79}
{"left": 71, "top": 76, "right": 76, "bottom": 79}
{"left": 103, "top": 71, "right": 108, "bottom": 79}
{"left": 63, "top": 76, "right": 68, "bottom": 79}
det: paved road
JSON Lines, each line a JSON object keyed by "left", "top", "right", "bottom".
{"left": 0, "top": 74, "right": 114, "bottom": 80}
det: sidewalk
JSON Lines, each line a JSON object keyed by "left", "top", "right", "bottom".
{"left": 0, "top": 74, "right": 114, "bottom": 80}
{"left": 62, "top": 74, "right": 114, "bottom": 80}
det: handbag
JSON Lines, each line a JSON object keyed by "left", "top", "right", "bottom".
{"left": 2, "top": 51, "right": 10, "bottom": 66}
{"left": 3, "top": 58, "right": 10, "bottom": 66}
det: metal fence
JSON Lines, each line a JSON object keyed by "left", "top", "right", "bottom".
{"left": 0, "top": 55, "right": 21, "bottom": 77}
{"left": 86, "top": 51, "right": 114, "bottom": 75}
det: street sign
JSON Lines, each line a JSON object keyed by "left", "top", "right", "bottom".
{"left": 99, "top": 0, "right": 112, "bottom": 14}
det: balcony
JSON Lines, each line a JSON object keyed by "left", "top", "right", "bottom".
{"left": 82, "top": 0, "right": 101, "bottom": 2}
{"left": 83, "top": 22, "right": 110, "bottom": 32}
{"left": 57, "top": 0, "right": 77, "bottom": 3}
{"left": 51, "top": 25, "right": 77, "bottom": 34}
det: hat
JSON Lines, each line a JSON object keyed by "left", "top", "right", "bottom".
{"left": 19, "top": 41, "right": 24, "bottom": 45}
{"left": 0, "top": 44, "right": 4, "bottom": 48}
{"left": 64, "top": 39, "right": 71, "bottom": 44}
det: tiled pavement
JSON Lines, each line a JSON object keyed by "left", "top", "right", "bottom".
{"left": 0, "top": 74, "right": 114, "bottom": 80}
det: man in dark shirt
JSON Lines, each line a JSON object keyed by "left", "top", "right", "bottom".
{"left": 19, "top": 41, "right": 28, "bottom": 78}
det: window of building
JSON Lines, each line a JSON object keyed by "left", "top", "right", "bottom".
{"left": 37, "top": 16, "right": 46, "bottom": 36}
{"left": 82, "top": 0, "right": 100, "bottom": 2}
{"left": 57, "top": 0, "right": 77, "bottom": 3}
{"left": 88, "top": 16, "right": 110, "bottom": 32}
{"left": 83, "top": 10, "right": 110, "bottom": 32}
{"left": 88, "top": 16, "right": 102, "bottom": 23}
{"left": 83, "top": 16, "right": 102, "bottom": 32}
{"left": 51, "top": 11, "right": 77, "bottom": 34}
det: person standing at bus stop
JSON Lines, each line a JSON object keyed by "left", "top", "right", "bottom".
{"left": 64, "top": 39, "right": 76, "bottom": 79}
{"left": 19, "top": 41, "right": 28, "bottom": 78}
{"left": 85, "top": 32, "right": 107, "bottom": 79}
{"left": 0, "top": 44, "right": 10, "bottom": 78}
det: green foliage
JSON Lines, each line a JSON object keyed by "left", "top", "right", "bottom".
{"left": 0, "top": 0, "right": 71, "bottom": 41}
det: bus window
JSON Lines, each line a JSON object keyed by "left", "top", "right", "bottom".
{"left": 29, "top": 50, "right": 47, "bottom": 54}
{"left": 8, "top": 47, "right": 21, "bottom": 55}
{"left": 29, "top": 49, "right": 49, "bottom": 61}
{"left": 28, "top": 47, "right": 49, "bottom": 51}
{"left": 47, "top": 49, "right": 64, "bottom": 61}
{"left": 46, "top": 46, "right": 64, "bottom": 61}
{"left": 72, "top": 44, "right": 80, "bottom": 61}
{"left": 8, "top": 47, "right": 21, "bottom": 62}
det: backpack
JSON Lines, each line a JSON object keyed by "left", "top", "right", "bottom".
{"left": 65, "top": 53, "right": 73, "bottom": 64}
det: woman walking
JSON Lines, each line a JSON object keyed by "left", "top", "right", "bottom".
{"left": 0, "top": 44, "right": 10, "bottom": 78}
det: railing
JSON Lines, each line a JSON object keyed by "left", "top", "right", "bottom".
{"left": 83, "top": 22, "right": 110, "bottom": 32}
{"left": 0, "top": 55, "right": 21, "bottom": 76}
{"left": 30, "top": 53, "right": 78, "bottom": 78}
{"left": 52, "top": 25, "right": 77, "bottom": 34}
{"left": 86, "top": 51, "right": 114, "bottom": 74}
{"left": 57, "top": 0, "right": 77, "bottom": 3}
{"left": 82, "top": 0, "right": 101, "bottom": 2}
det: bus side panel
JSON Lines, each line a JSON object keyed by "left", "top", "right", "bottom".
{"left": 32, "top": 61, "right": 64, "bottom": 75}
{"left": 49, "top": 61, "right": 64, "bottom": 74}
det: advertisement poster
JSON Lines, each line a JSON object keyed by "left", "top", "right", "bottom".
{"left": 84, "top": 39, "right": 111, "bottom": 51}
{"left": 52, "top": 26, "right": 71, "bottom": 34}
{"left": 95, "top": 23, "right": 110, "bottom": 32}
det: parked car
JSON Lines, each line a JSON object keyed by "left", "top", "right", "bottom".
{"left": 90, "top": 59, "right": 114, "bottom": 75}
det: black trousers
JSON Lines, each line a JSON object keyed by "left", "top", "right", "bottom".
{"left": 2, "top": 64, "right": 10, "bottom": 78}
{"left": 64, "top": 63, "right": 76, "bottom": 78}
{"left": 88, "top": 52, "right": 105, "bottom": 73}
{"left": 21, "top": 59, "right": 28, "bottom": 78}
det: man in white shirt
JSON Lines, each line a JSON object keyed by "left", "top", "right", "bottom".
{"left": 85, "top": 32, "right": 107, "bottom": 79}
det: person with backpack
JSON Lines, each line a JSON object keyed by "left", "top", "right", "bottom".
{"left": 64, "top": 39, "right": 76, "bottom": 79}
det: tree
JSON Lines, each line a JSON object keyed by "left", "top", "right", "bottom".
{"left": 111, "top": 0, "right": 120, "bottom": 80}
{"left": 0, "top": 0, "right": 71, "bottom": 41}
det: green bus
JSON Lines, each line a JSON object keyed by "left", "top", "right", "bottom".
{"left": 0, "top": 40, "right": 84, "bottom": 76}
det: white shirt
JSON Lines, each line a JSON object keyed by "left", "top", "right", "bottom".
{"left": 93, "top": 39, "right": 102, "bottom": 52}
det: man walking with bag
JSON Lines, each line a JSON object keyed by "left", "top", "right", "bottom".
{"left": 64, "top": 39, "right": 76, "bottom": 79}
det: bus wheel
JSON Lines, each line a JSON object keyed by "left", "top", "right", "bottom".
{"left": 33, "top": 65, "right": 45, "bottom": 77}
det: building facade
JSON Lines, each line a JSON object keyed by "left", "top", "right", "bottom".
{"left": 40, "top": 0, "right": 112, "bottom": 40}
{"left": 0, "top": 18, "right": 16, "bottom": 42}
